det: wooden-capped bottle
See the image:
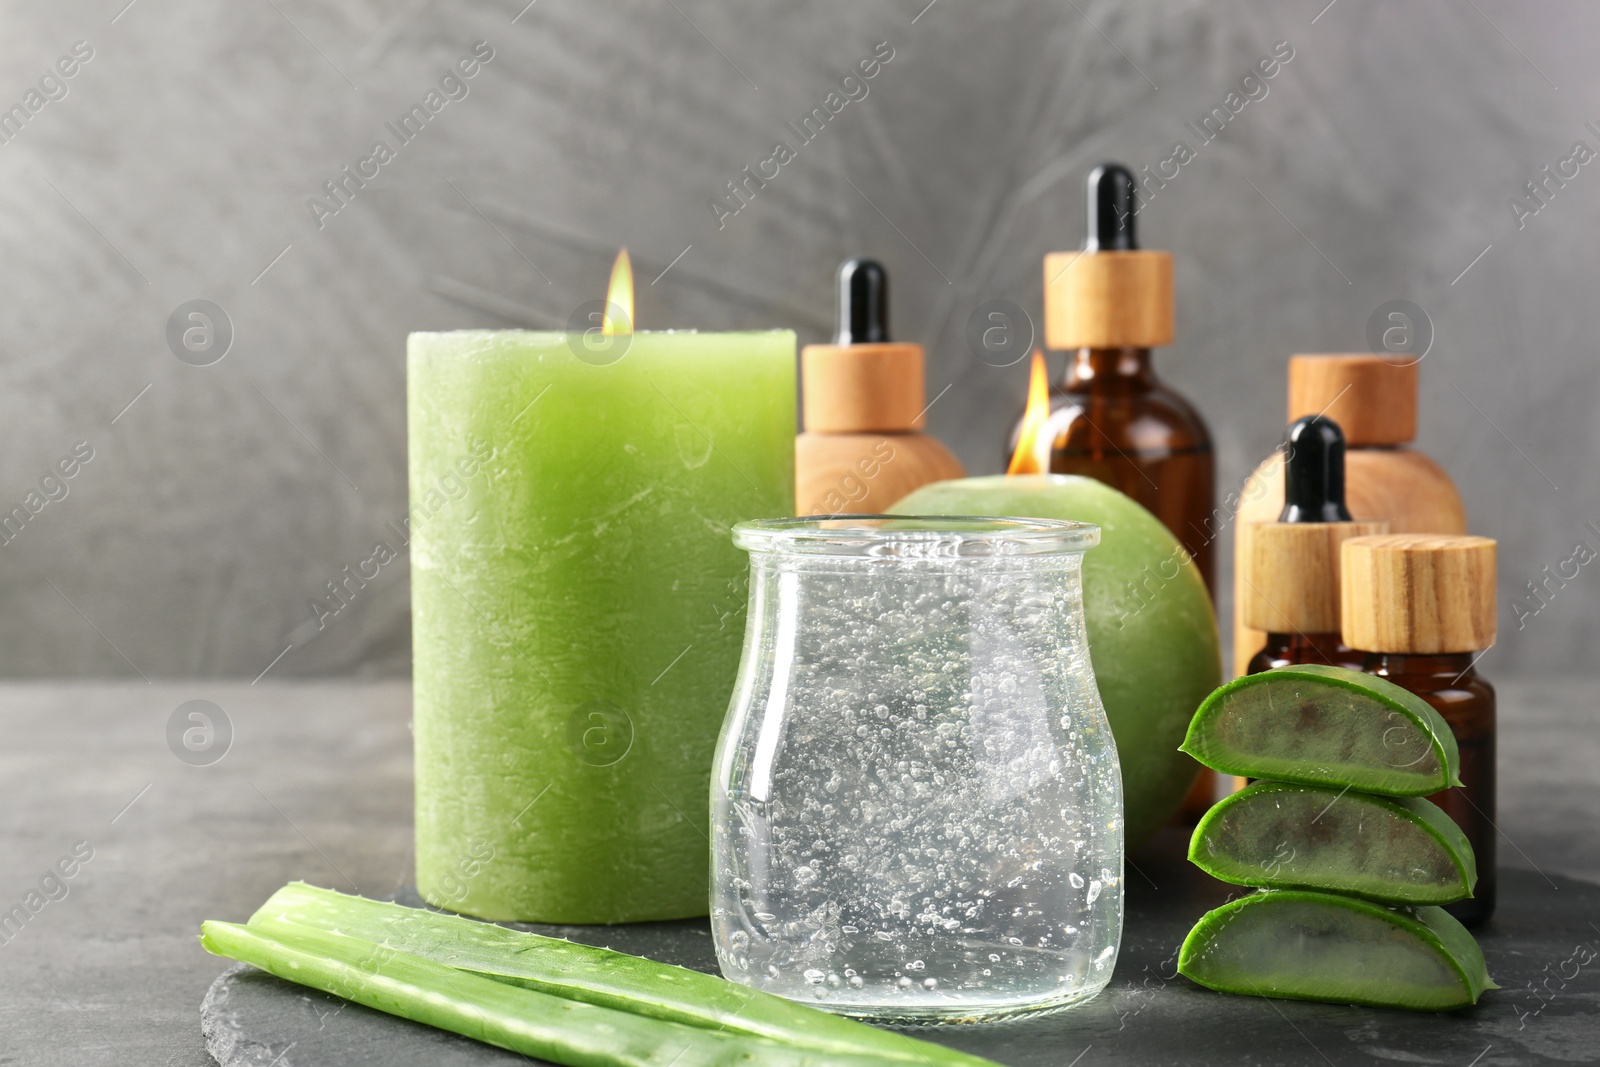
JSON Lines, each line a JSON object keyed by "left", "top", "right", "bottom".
{"left": 1026, "top": 162, "right": 1215, "bottom": 591}
{"left": 796, "top": 259, "right": 963, "bottom": 514}
{"left": 1232, "top": 354, "right": 1467, "bottom": 676}
{"left": 1241, "top": 416, "right": 1387, "bottom": 673}
{"left": 1029, "top": 163, "right": 1216, "bottom": 821}
{"left": 1341, "top": 533, "right": 1498, "bottom": 926}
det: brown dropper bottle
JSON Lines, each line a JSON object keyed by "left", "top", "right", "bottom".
{"left": 1241, "top": 415, "right": 1386, "bottom": 674}
{"left": 1020, "top": 163, "right": 1216, "bottom": 592}
{"left": 1342, "top": 533, "right": 1498, "bottom": 927}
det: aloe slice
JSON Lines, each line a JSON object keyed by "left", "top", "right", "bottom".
{"left": 1181, "top": 664, "right": 1461, "bottom": 796}
{"left": 1190, "top": 781, "right": 1476, "bottom": 905}
{"left": 1179, "top": 890, "right": 1495, "bottom": 1010}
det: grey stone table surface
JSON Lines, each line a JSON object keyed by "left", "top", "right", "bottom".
{"left": 1, "top": 677, "right": 1597, "bottom": 1067}
{"left": 201, "top": 867, "right": 1600, "bottom": 1067}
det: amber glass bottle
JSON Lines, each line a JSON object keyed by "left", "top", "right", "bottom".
{"left": 1343, "top": 534, "right": 1498, "bottom": 927}
{"left": 1247, "top": 632, "right": 1364, "bottom": 674}
{"left": 1023, "top": 163, "right": 1216, "bottom": 819}
{"left": 1033, "top": 348, "right": 1216, "bottom": 591}
{"left": 1025, "top": 163, "right": 1215, "bottom": 593}
{"left": 1366, "top": 652, "right": 1496, "bottom": 927}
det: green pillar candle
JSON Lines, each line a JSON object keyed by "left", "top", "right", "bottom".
{"left": 408, "top": 323, "right": 795, "bottom": 923}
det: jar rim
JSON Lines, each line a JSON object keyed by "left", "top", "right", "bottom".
{"left": 732, "top": 515, "right": 1100, "bottom": 557}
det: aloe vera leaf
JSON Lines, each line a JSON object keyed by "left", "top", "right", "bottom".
{"left": 1189, "top": 781, "right": 1477, "bottom": 905}
{"left": 1180, "top": 664, "right": 1461, "bottom": 796}
{"left": 1178, "top": 890, "right": 1496, "bottom": 1011}
{"left": 248, "top": 883, "right": 995, "bottom": 1067}
{"left": 202, "top": 919, "right": 917, "bottom": 1067}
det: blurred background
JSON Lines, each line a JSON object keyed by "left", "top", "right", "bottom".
{"left": 0, "top": 0, "right": 1594, "bottom": 679}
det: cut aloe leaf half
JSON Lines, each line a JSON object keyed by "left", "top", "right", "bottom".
{"left": 1179, "top": 890, "right": 1495, "bottom": 1011}
{"left": 1190, "top": 781, "right": 1476, "bottom": 905}
{"left": 1181, "top": 664, "right": 1461, "bottom": 796}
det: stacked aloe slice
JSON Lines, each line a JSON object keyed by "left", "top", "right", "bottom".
{"left": 1175, "top": 664, "right": 1496, "bottom": 1011}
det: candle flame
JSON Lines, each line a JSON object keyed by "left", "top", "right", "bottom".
{"left": 1006, "top": 350, "right": 1052, "bottom": 475}
{"left": 602, "top": 249, "right": 634, "bottom": 336}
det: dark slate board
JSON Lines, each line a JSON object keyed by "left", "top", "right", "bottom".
{"left": 200, "top": 838, "right": 1600, "bottom": 1067}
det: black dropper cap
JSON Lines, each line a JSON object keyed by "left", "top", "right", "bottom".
{"left": 1085, "top": 163, "right": 1138, "bottom": 252}
{"left": 835, "top": 258, "right": 889, "bottom": 345}
{"left": 1280, "top": 415, "right": 1353, "bottom": 523}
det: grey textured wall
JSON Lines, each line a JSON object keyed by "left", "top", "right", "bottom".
{"left": 1, "top": 0, "right": 1595, "bottom": 679}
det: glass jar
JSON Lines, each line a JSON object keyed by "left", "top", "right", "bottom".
{"left": 711, "top": 516, "right": 1123, "bottom": 1023}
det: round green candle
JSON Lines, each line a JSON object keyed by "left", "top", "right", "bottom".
{"left": 408, "top": 327, "right": 795, "bottom": 923}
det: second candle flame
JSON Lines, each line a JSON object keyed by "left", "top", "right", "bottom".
{"left": 1006, "top": 350, "right": 1052, "bottom": 475}
{"left": 602, "top": 249, "right": 634, "bottom": 336}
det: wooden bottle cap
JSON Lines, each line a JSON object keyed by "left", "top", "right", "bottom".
{"left": 1288, "top": 354, "right": 1418, "bottom": 446}
{"left": 800, "top": 342, "right": 926, "bottom": 433}
{"left": 1240, "top": 521, "right": 1388, "bottom": 633}
{"left": 795, "top": 431, "right": 965, "bottom": 515}
{"left": 1043, "top": 250, "right": 1174, "bottom": 349}
{"left": 1341, "top": 534, "right": 1497, "bottom": 653}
